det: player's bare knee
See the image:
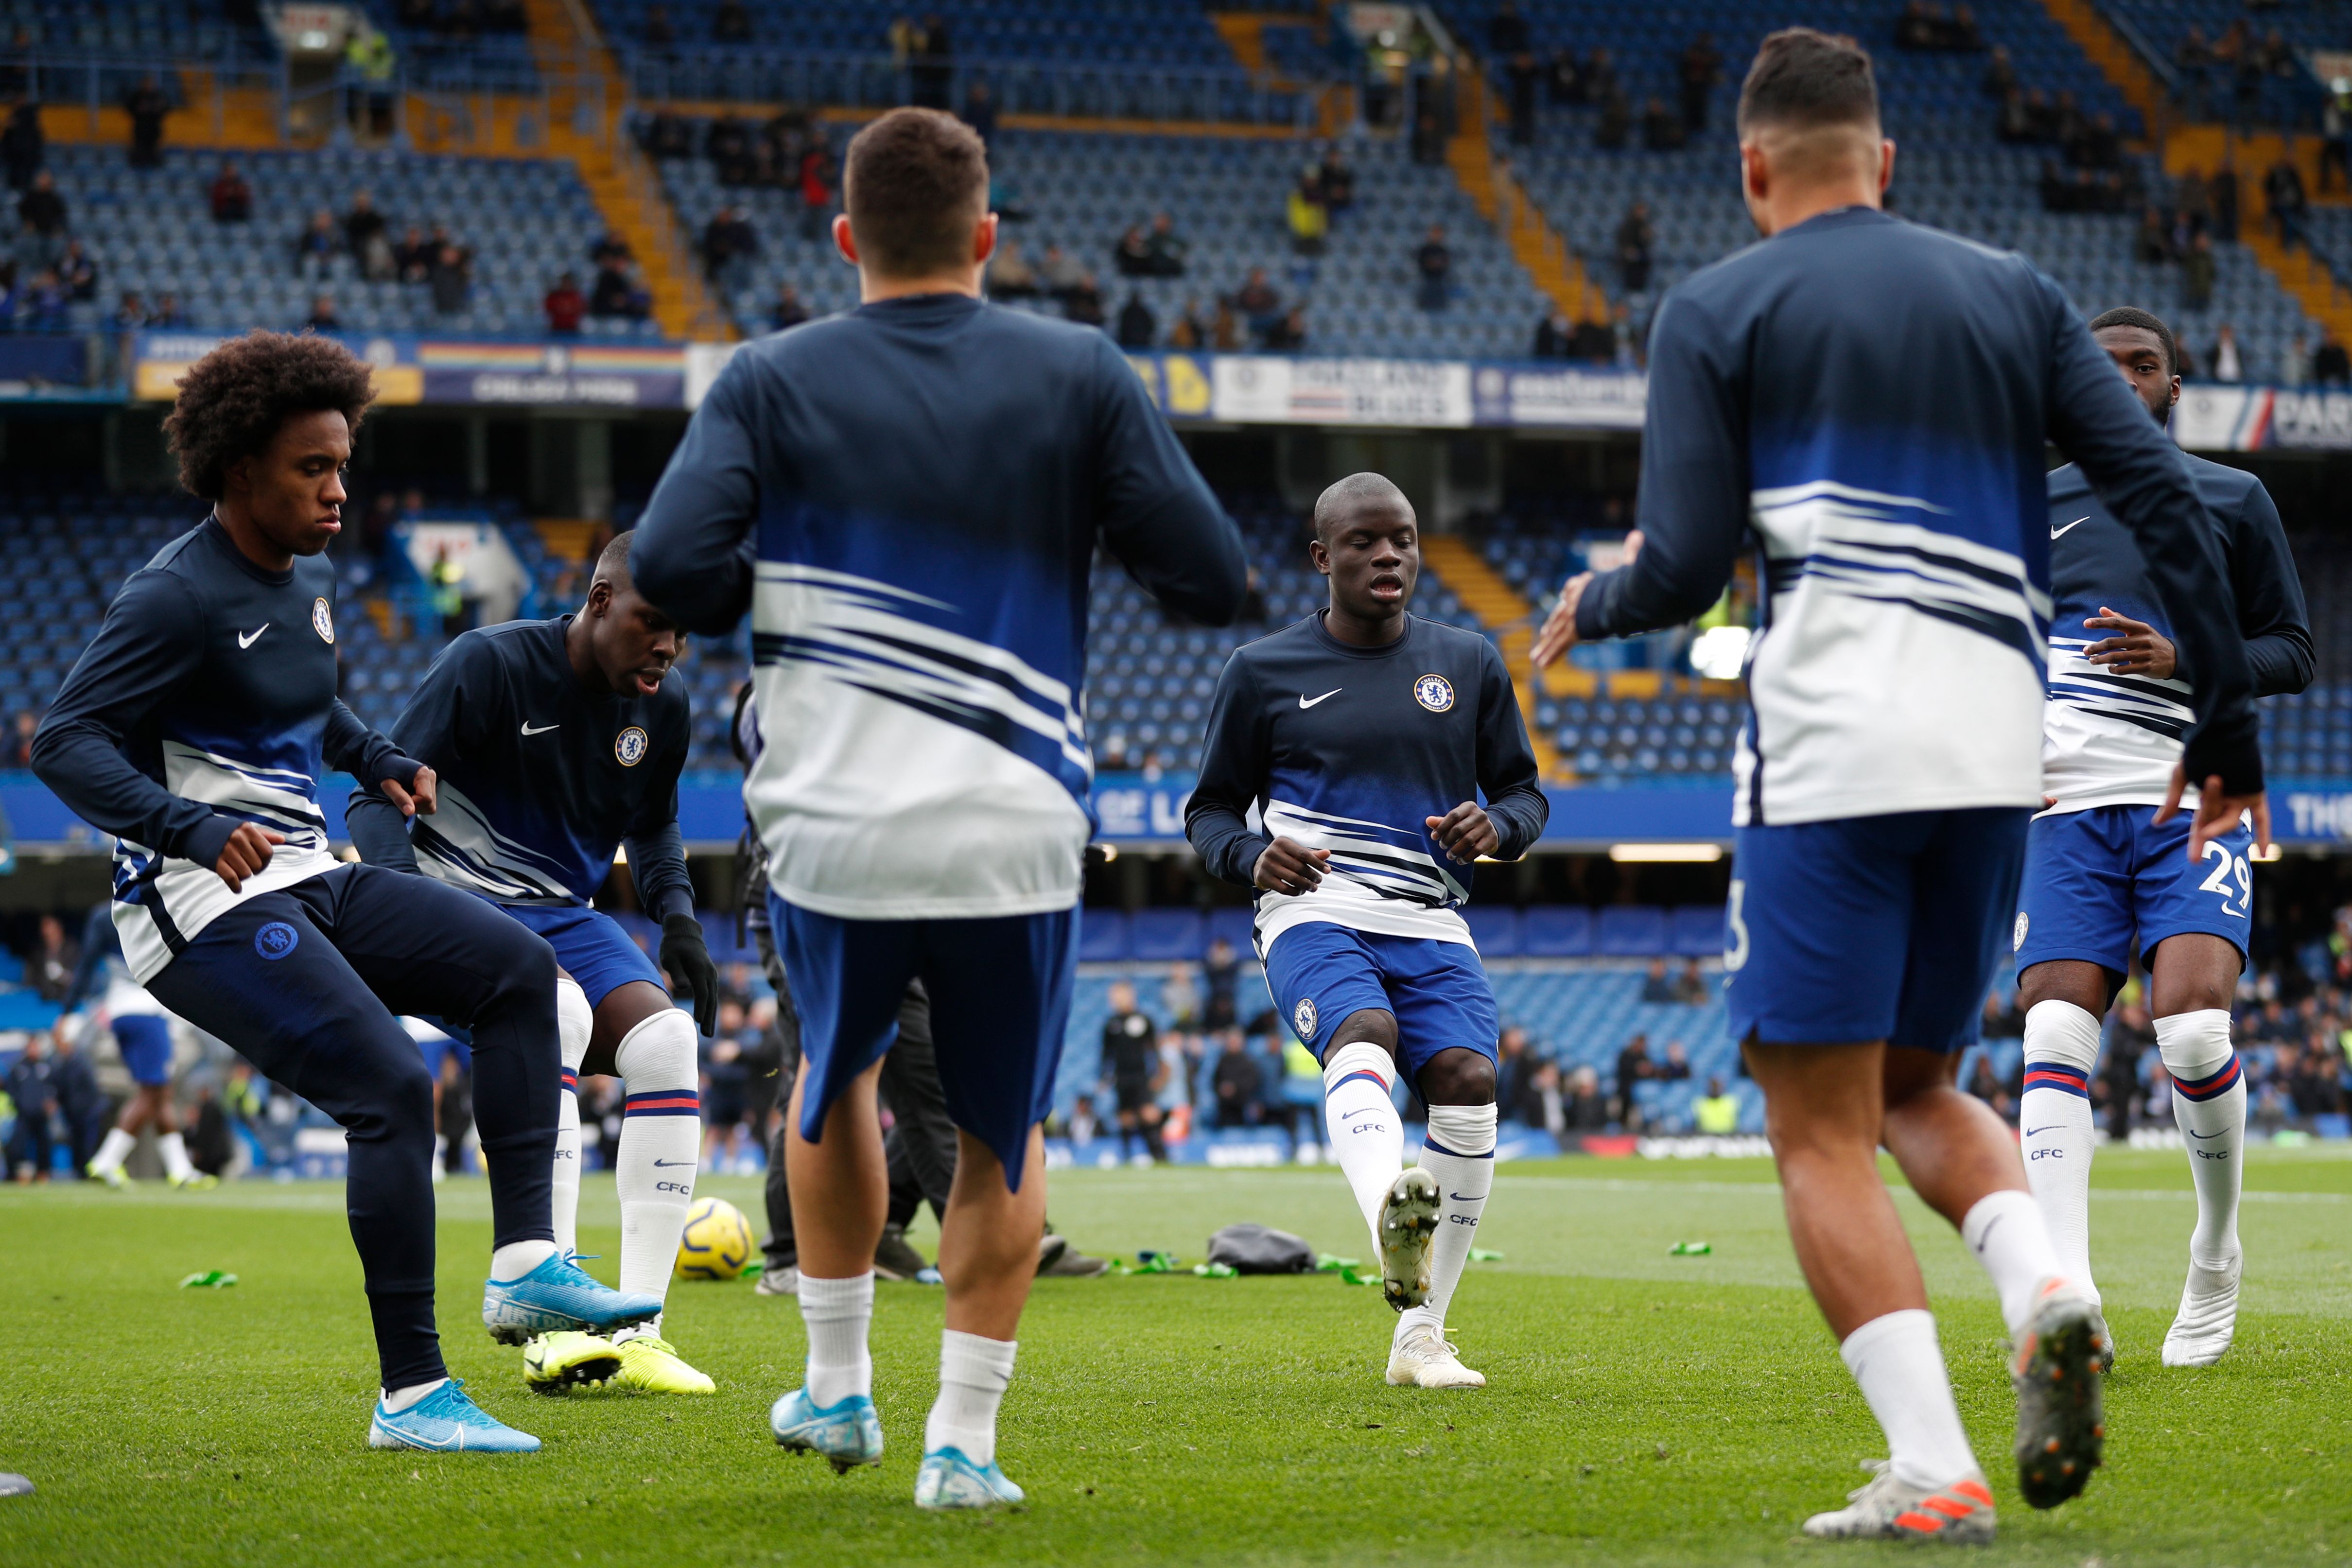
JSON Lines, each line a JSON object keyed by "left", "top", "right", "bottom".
{"left": 2016, "top": 959, "right": 2110, "bottom": 1016}
{"left": 1325, "top": 1008, "right": 1399, "bottom": 1063}
{"left": 1418, "top": 1047, "right": 1495, "bottom": 1107}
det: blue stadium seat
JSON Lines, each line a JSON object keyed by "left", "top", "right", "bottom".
{"left": 1129, "top": 908, "right": 1205, "bottom": 962}
{"left": 1596, "top": 905, "right": 1668, "bottom": 957}
{"left": 1464, "top": 905, "right": 1521, "bottom": 958}
{"left": 1520, "top": 905, "right": 1593, "bottom": 957}
{"left": 1668, "top": 904, "right": 1725, "bottom": 959}
{"left": 1078, "top": 908, "right": 1131, "bottom": 963}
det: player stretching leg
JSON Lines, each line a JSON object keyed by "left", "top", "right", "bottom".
{"left": 633, "top": 107, "right": 1246, "bottom": 1508}
{"left": 32, "top": 332, "right": 661, "bottom": 1451}
{"left": 1532, "top": 33, "right": 2265, "bottom": 1541}
{"left": 2017, "top": 306, "right": 2310, "bottom": 1370}
{"left": 63, "top": 903, "right": 213, "bottom": 1189}
{"left": 1187, "top": 473, "right": 1547, "bottom": 1390}
{"left": 347, "top": 532, "right": 723, "bottom": 1397}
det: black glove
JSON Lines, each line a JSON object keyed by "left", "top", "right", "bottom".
{"left": 661, "top": 913, "right": 720, "bottom": 1037}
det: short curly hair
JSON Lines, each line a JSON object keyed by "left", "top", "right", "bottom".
{"left": 161, "top": 331, "right": 376, "bottom": 501}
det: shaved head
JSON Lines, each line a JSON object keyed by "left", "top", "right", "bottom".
{"left": 592, "top": 529, "right": 637, "bottom": 595}
{"left": 1311, "top": 472, "right": 1412, "bottom": 543}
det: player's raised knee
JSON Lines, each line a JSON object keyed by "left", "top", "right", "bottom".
{"left": 1419, "top": 1047, "right": 1496, "bottom": 1108}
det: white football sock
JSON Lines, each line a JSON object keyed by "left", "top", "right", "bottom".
{"left": 1840, "top": 1309, "right": 1980, "bottom": 1491}
{"left": 1962, "top": 1188, "right": 2067, "bottom": 1338}
{"left": 1402, "top": 1101, "right": 1496, "bottom": 1338}
{"left": 550, "top": 976, "right": 592, "bottom": 1257}
{"left": 2156, "top": 1010, "right": 2244, "bottom": 1267}
{"left": 157, "top": 1131, "right": 195, "bottom": 1183}
{"left": 925, "top": 1329, "right": 1017, "bottom": 1468}
{"left": 799, "top": 1271, "right": 875, "bottom": 1407}
{"left": 491, "top": 1239, "right": 558, "bottom": 1280}
{"left": 2020, "top": 999, "right": 2103, "bottom": 1306}
{"left": 1322, "top": 1040, "right": 1404, "bottom": 1252}
{"left": 381, "top": 1377, "right": 448, "bottom": 1413}
{"left": 614, "top": 1008, "right": 701, "bottom": 1304}
{"left": 89, "top": 1126, "right": 135, "bottom": 1176}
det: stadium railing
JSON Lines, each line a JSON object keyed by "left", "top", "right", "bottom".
{"left": 624, "top": 50, "right": 1326, "bottom": 130}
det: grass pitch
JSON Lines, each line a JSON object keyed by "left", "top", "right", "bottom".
{"left": 2, "top": 1148, "right": 2348, "bottom": 1567}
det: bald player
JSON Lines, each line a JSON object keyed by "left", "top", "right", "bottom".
{"left": 1187, "top": 472, "right": 1548, "bottom": 1391}
{"left": 348, "top": 530, "right": 724, "bottom": 1397}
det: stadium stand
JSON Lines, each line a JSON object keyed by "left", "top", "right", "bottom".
{"left": 648, "top": 121, "right": 1557, "bottom": 356}
{"left": 25, "top": 144, "right": 649, "bottom": 338}
{"left": 2095, "top": 0, "right": 2328, "bottom": 127}
{"left": 1441, "top": 0, "right": 2324, "bottom": 382}
{"left": 0, "top": 0, "right": 263, "bottom": 65}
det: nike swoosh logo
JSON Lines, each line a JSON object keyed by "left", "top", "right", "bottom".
{"left": 2051, "top": 517, "right": 2090, "bottom": 540}
{"left": 652, "top": 1158, "right": 693, "bottom": 1167}
{"left": 2186, "top": 1129, "right": 2220, "bottom": 1140}
{"left": 1448, "top": 1192, "right": 1479, "bottom": 1202}
{"left": 1299, "top": 688, "right": 1342, "bottom": 709}
{"left": 237, "top": 625, "right": 269, "bottom": 648}
{"left": 520, "top": 721, "right": 560, "bottom": 735}
{"left": 2023, "top": 1127, "right": 2062, "bottom": 1137}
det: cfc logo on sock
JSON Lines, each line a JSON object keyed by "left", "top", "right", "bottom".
{"left": 1293, "top": 997, "right": 1318, "bottom": 1040}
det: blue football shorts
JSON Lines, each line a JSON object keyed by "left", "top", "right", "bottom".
{"left": 1260, "top": 920, "right": 1499, "bottom": 1078}
{"left": 113, "top": 1013, "right": 174, "bottom": 1086}
{"left": 776, "top": 894, "right": 1076, "bottom": 1190}
{"left": 1725, "top": 806, "right": 2029, "bottom": 1052}
{"left": 494, "top": 901, "right": 666, "bottom": 1009}
{"left": 2014, "top": 803, "right": 2253, "bottom": 975}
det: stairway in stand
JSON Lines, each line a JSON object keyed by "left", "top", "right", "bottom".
{"left": 1445, "top": 67, "right": 1607, "bottom": 327}
{"left": 1419, "top": 535, "right": 1567, "bottom": 781}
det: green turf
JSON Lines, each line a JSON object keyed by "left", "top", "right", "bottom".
{"left": 3, "top": 1148, "right": 2348, "bottom": 1566}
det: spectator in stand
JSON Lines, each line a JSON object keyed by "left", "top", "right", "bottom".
{"left": 1679, "top": 33, "right": 1721, "bottom": 132}
{"left": 1116, "top": 289, "right": 1155, "bottom": 348}
{"left": 1693, "top": 1076, "right": 1740, "bottom": 1134}
{"left": 57, "top": 238, "right": 95, "bottom": 302}
{"left": 1316, "top": 151, "right": 1353, "bottom": 215}
{"left": 1996, "top": 88, "right": 2034, "bottom": 144}
{"left": 1609, "top": 300, "right": 1643, "bottom": 368}
{"left": 149, "top": 291, "right": 186, "bottom": 327}
{"left": 1145, "top": 210, "right": 1189, "bottom": 275}
{"left": 1495, "top": 1027, "right": 1532, "bottom": 1118}
{"left": 1287, "top": 168, "right": 1328, "bottom": 255}
{"left": 304, "top": 291, "right": 342, "bottom": 332}
{"left": 1533, "top": 307, "right": 1570, "bottom": 358}
{"left": 1569, "top": 311, "right": 1616, "bottom": 361}
{"left": 1262, "top": 306, "right": 1307, "bottom": 352}
{"left": 2313, "top": 331, "right": 2350, "bottom": 388}
{"left": 18, "top": 167, "right": 64, "bottom": 237}
{"left": 1641, "top": 97, "right": 1687, "bottom": 151}
{"left": 1595, "top": 84, "right": 1633, "bottom": 150}
{"left": 797, "top": 138, "right": 832, "bottom": 241}
{"left": 123, "top": 75, "right": 169, "bottom": 169}
{"left": 1211, "top": 1030, "right": 1262, "bottom": 1129}
{"left": 2210, "top": 163, "right": 2240, "bottom": 241}
{"left": 1210, "top": 298, "right": 1243, "bottom": 350}
{"left": 2281, "top": 331, "right": 2310, "bottom": 388}
{"left": 713, "top": 0, "right": 750, "bottom": 43}
{"left": 769, "top": 282, "right": 810, "bottom": 331}
{"left": 1488, "top": 0, "right": 1529, "bottom": 58}
{"left": 2175, "top": 27, "right": 2214, "bottom": 116}
{"left": 589, "top": 254, "right": 646, "bottom": 319}
{"left": 1640, "top": 958, "right": 1676, "bottom": 1003}
{"left": 911, "top": 13, "right": 954, "bottom": 111}
{"left": 642, "top": 3, "right": 674, "bottom": 46}
{"left": 1038, "top": 241, "right": 1085, "bottom": 298}
{"left": 1673, "top": 958, "right": 1709, "bottom": 1004}
{"left": 1546, "top": 48, "right": 1582, "bottom": 105}
{"left": 293, "top": 207, "right": 339, "bottom": 280}
{"left": 1114, "top": 223, "right": 1152, "bottom": 277}
{"left": 2265, "top": 157, "right": 2307, "bottom": 246}
{"left": 1981, "top": 44, "right": 2014, "bottom": 98}
{"left": 2182, "top": 231, "right": 2216, "bottom": 310}
{"left": 1, "top": 97, "right": 41, "bottom": 192}
{"left": 112, "top": 290, "right": 147, "bottom": 329}
{"left": 1611, "top": 1032, "right": 1654, "bottom": 1126}
{"left": 1234, "top": 264, "right": 1280, "bottom": 330}
{"left": 429, "top": 240, "right": 472, "bottom": 315}
{"left": 642, "top": 110, "right": 691, "bottom": 159}
{"left": 394, "top": 225, "right": 432, "bottom": 282}
{"left": 701, "top": 202, "right": 758, "bottom": 292}
{"left": 1414, "top": 223, "right": 1451, "bottom": 310}
{"left": 2209, "top": 322, "right": 2244, "bottom": 383}
{"left": 1062, "top": 271, "right": 1104, "bottom": 327}
{"left": 985, "top": 236, "right": 1039, "bottom": 296}
{"left": 19, "top": 267, "right": 66, "bottom": 331}
{"left": 543, "top": 271, "right": 585, "bottom": 334}
{"left": 4, "top": 1032, "right": 55, "bottom": 1182}
{"left": 1615, "top": 200, "right": 1653, "bottom": 293}
{"left": 2133, "top": 205, "right": 2172, "bottom": 263}
{"left": 2069, "top": 112, "right": 2121, "bottom": 170}
{"left": 961, "top": 80, "right": 997, "bottom": 148}
{"left": 1895, "top": 1, "right": 1939, "bottom": 51}
{"left": 1515, "top": 1058, "right": 1564, "bottom": 1132}
{"left": 209, "top": 161, "right": 251, "bottom": 223}
{"left": 1167, "top": 297, "right": 1210, "bottom": 349}
{"left": 1658, "top": 1042, "right": 1693, "bottom": 1082}
{"left": 1564, "top": 1064, "right": 1608, "bottom": 1131}
{"left": 1507, "top": 52, "right": 1540, "bottom": 146}
{"left": 344, "top": 189, "right": 390, "bottom": 279}
{"left": 27, "top": 911, "right": 77, "bottom": 1000}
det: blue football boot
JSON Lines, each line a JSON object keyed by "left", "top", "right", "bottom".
{"left": 914, "top": 1446, "right": 1025, "bottom": 1510}
{"left": 367, "top": 1378, "right": 540, "bottom": 1453}
{"left": 769, "top": 1387, "right": 884, "bottom": 1474}
{"left": 482, "top": 1251, "right": 663, "bottom": 1345}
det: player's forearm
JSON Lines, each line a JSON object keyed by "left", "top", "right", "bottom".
{"left": 624, "top": 822, "right": 696, "bottom": 924}
{"left": 343, "top": 791, "right": 420, "bottom": 872}
{"left": 1573, "top": 552, "right": 1732, "bottom": 643}
{"left": 1485, "top": 784, "right": 1551, "bottom": 862}
{"left": 1183, "top": 804, "right": 1268, "bottom": 888}
{"left": 630, "top": 503, "right": 754, "bottom": 636}
{"left": 1116, "top": 502, "right": 1251, "bottom": 629}
{"left": 2245, "top": 629, "right": 2314, "bottom": 700}
{"left": 323, "top": 699, "right": 418, "bottom": 790}
{"left": 30, "top": 716, "right": 229, "bottom": 867}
